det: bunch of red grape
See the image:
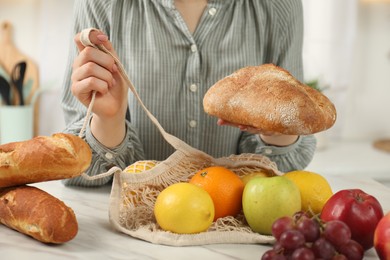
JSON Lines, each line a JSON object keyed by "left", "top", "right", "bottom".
{"left": 262, "top": 212, "right": 364, "bottom": 260}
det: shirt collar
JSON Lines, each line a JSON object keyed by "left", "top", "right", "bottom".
{"left": 158, "top": 0, "right": 222, "bottom": 9}
{"left": 159, "top": 0, "right": 174, "bottom": 9}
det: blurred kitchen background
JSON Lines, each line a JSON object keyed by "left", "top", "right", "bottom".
{"left": 0, "top": 0, "right": 389, "bottom": 182}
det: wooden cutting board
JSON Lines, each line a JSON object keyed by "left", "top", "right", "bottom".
{"left": 0, "top": 21, "right": 40, "bottom": 136}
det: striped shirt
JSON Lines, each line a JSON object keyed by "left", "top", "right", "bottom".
{"left": 61, "top": 0, "right": 316, "bottom": 186}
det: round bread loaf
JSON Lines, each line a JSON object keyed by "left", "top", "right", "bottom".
{"left": 203, "top": 64, "right": 336, "bottom": 135}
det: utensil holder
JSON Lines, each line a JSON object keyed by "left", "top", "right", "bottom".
{"left": 0, "top": 90, "right": 40, "bottom": 144}
{"left": 0, "top": 105, "right": 34, "bottom": 144}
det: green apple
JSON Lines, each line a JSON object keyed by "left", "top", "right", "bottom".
{"left": 241, "top": 171, "right": 268, "bottom": 185}
{"left": 242, "top": 176, "right": 301, "bottom": 235}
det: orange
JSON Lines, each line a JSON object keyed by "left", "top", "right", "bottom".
{"left": 189, "top": 166, "right": 245, "bottom": 221}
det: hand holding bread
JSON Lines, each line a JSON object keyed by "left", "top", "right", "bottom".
{"left": 203, "top": 64, "right": 337, "bottom": 135}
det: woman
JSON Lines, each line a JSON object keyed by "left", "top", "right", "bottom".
{"left": 61, "top": 0, "right": 316, "bottom": 186}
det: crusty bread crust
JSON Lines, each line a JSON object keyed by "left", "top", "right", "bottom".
{"left": 203, "top": 64, "right": 337, "bottom": 135}
{"left": 0, "top": 133, "right": 92, "bottom": 188}
{"left": 0, "top": 185, "right": 78, "bottom": 243}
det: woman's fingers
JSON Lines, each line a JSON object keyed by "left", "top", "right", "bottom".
{"left": 71, "top": 64, "right": 113, "bottom": 97}
{"left": 217, "top": 119, "right": 245, "bottom": 129}
{"left": 72, "top": 59, "right": 115, "bottom": 87}
{"left": 85, "top": 29, "right": 114, "bottom": 52}
{"left": 74, "top": 30, "right": 118, "bottom": 74}
{"left": 217, "top": 118, "right": 279, "bottom": 136}
{"left": 70, "top": 30, "right": 127, "bottom": 120}
{"left": 72, "top": 76, "right": 109, "bottom": 101}
{"left": 71, "top": 36, "right": 119, "bottom": 100}
{"left": 74, "top": 46, "right": 117, "bottom": 74}
{"left": 74, "top": 29, "right": 112, "bottom": 50}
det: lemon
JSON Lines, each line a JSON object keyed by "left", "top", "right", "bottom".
{"left": 124, "top": 160, "right": 158, "bottom": 173}
{"left": 154, "top": 183, "right": 215, "bottom": 234}
{"left": 283, "top": 170, "right": 333, "bottom": 215}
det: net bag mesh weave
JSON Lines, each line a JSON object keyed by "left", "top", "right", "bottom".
{"left": 80, "top": 28, "right": 281, "bottom": 246}
{"left": 109, "top": 150, "right": 281, "bottom": 246}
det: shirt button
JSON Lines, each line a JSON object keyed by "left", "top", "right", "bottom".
{"left": 189, "top": 120, "right": 197, "bottom": 128}
{"left": 209, "top": 8, "right": 217, "bottom": 16}
{"left": 264, "top": 148, "right": 272, "bottom": 155}
{"left": 189, "top": 84, "right": 197, "bottom": 92}
{"left": 190, "top": 44, "right": 197, "bottom": 53}
{"left": 105, "top": 152, "right": 113, "bottom": 159}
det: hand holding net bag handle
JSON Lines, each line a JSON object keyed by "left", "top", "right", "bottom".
{"left": 78, "top": 28, "right": 215, "bottom": 182}
{"left": 78, "top": 28, "right": 281, "bottom": 246}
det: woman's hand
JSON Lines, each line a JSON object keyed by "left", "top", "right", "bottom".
{"left": 72, "top": 30, "right": 128, "bottom": 120}
{"left": 71, "top": 30, "right": 128, "bottom": 147}
{"left": 217, "top": 119, "right": 298, "bottom": 147}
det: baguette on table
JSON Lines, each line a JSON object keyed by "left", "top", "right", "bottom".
{"left": 0, "top": 185, "right": 78, "bottom": 243}
{"left": 0, "top": 133, "right": 92, "bottom": 188}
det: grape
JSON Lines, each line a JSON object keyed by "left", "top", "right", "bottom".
{"left": 291, "top": 247, "right": 315, "bottom": 260}
{"left": 323, "top": 220, "right": 351, "bottom": 247}
{"left": 261, "top": 249, "right": 287, "bottom": 260}
{"left": 295, "top": 217, "right": 320, "bottom": 242}
{"left": 279, "top": 229, "right": 305, "bottom": 251}
{"left": 293, "top": 210, "right": 310, "bottom": 221}
{"left": 271, "top": 216, "right": 294, "bottom": 240}
{"left": 261, "top": 249, "right": 276, "bottom": 260}
{"left": 312, "top": 237, "right": 336, "bottom": 259}
{"left": 272, "top": 241, "right": 295, "bottom": 256}
{"left": 337, "top": 240, "right": 364, "bottom": 260}
{"left": 273, "top": 241, "right": 283, "bottom": 251}
{"left": 332, "top": 254, "right": 348, "bottom": 260}
{"left": 263, "top": 213, "right": 365, "bottom": 260}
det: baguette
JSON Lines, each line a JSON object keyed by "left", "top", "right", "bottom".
{"left": 0, "top": 185, "right": 78, "bottom": 243}
{"left": 0, "top": 133, "right": 92, "bottom": 188}
{"left": 203, "top": 64, "right": 337, "bottom": 135}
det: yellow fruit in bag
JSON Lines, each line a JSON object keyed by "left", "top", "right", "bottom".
{"left": 154, "top": 183, "right": 215, "bottom": 234}
{"left": 124, "top": 160, "right": 159, "bottom": 173}
{"left": 284, "top": 170, "right": 333, "bottom": 215}
{"left": 123, "top": 160, "right": 159, "bottom": 206}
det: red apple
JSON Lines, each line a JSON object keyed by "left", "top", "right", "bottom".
{"left": 374, "top": 211, "right": 390, "bottom": 260}
{"left": 320, "top": 189, "right": 384, "bottom": 251}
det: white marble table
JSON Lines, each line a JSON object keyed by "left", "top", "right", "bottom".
{"left": 1, "top": 175, "right": 389, "bottom": 260}
{"left": 306, "top": 140, "right": 390, "bottom": 183}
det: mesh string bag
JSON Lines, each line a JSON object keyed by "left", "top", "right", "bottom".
{"left": 80, "top": 28, "right": 282, "bottom": 246}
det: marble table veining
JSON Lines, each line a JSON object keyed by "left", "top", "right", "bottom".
{"left": 1, "top": 174, "right": 389, "bottom": 260}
